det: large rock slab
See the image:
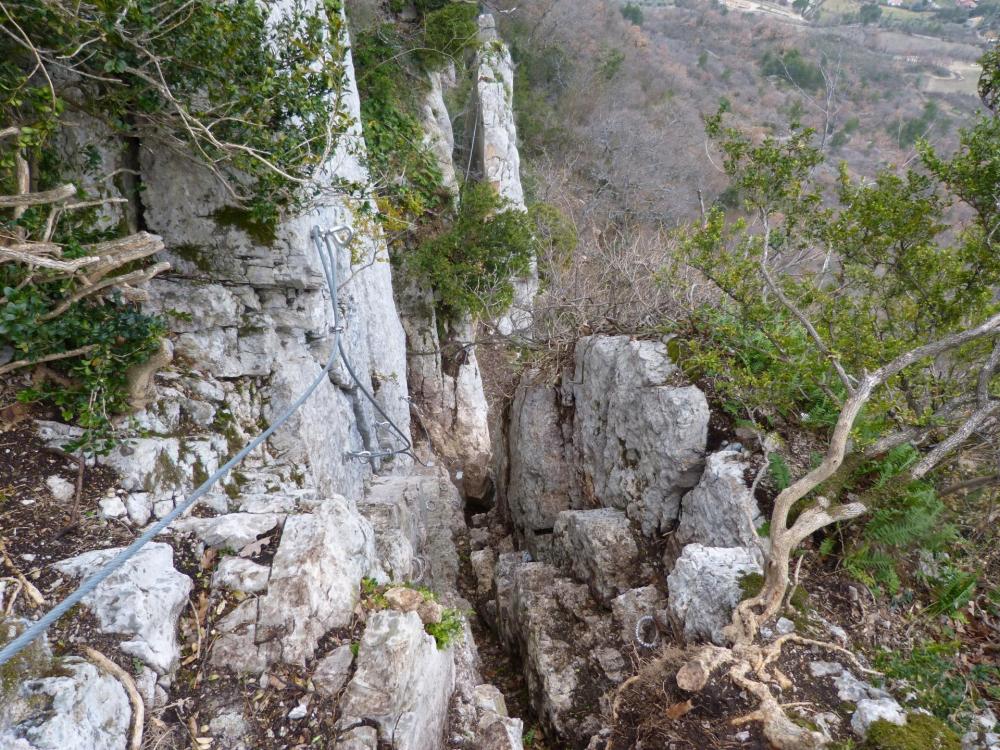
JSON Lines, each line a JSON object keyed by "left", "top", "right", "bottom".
{"left": 676, "top": 449, "right": 763, "bottom": 550}
{"left": 552, "top": 508, "right": 641, "bottom": 605}
{"left": 211, "top": 496, "right": 375, "bottom": 672}
{"left": 54, "top": 542, "right": 192, "bottom": 673}
{"left": 494, "top": 556, "right": 619, "bottom": 746}
{"left": 667, "top": 543, "right": 761, "bottom": 645}
{"left": 337, "top": 609, "right": 455, "bottom": 750}
{"left": 398, "top": 291, "right": 493, "bottom": 501}
{"left": 572, "top": 336, "right": 709, "bottom": 536}
{"left": 170, "top": 512, "right": 281, "bottom": 550}
{"left": 0, "top": 657, "right": 130, "bottom": 750}
{"left": 506, "top": 383, "right": 574, "bottom": 552}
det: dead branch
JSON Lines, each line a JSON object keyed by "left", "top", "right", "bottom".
{"left": 0, "top": 183, "right": 76, "bottom": 208}
{"left": 941, "top": 472, "right": 1000, "bottom": 496}
{"left": 42, "top": 260, "right": 169, "bottom": 321}
{"left": 83, "top": 646, "right": 144, "bottom": 750}
{"left": 0, "top": 540, "right": 45, "bottom": 608}
{"left": 0, "top": 344, "right": 99, "bottom": 376}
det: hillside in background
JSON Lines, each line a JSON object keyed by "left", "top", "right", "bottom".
{"left": 492, "top": 0, "right": 986, "bottom": 228}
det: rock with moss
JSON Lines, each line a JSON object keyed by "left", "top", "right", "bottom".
{"left": 336, "top": 609, "right": 455, "bottom": 750}
{"left": 864, "top": 714, "right": 961, "bottom": 750}
{"left": 852, "top": 698, "right": 907, "bottom": 738}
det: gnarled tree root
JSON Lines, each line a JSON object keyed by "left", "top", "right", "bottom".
{"left": 670, "top": 628, "right": 880, "bottom": 749}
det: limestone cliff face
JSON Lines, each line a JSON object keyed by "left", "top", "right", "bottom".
{"left": 398, "top": 62, "right": 494, "bottom": 501}
{"left": 1, "top": 7, "right": 521, "bottom": 750}
{"left": 473, "top": 14, "right": 537, "bottom": 335}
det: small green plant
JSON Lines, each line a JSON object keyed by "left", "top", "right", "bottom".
{"left": 424, "top": 608, "right": 464, "bottom": 649}
{"left": 359, "top": 577, "right": 388, "bottom": 609}
{"left": 925, "top": 568, "right": 978, "bottom": 618}
{"left": 874, "top": 640, "right": 999, "bottom": 726}
{"left": 351, "top": 26, "right": 449, "bottom": 229}
{"left": 769, "top": 453, "right": 792, "bottom": 491}
{"left": 839, "top": 450, "right": 956, "bottom": 595}
{"left": 5, "top": 283, "right": 166, "bottom": 454}
{"left": 350, "top": 641, "right": 360, "bottom": 658}
{"left": 739, "top": 572, "right": 765, "bottom": 600}
{"left": 523, "top": 727, "right": 537, "bottom": 747}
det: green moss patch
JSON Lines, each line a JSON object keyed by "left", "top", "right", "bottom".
{"left": 863, "top": 715, "right": 961, "bottom": 750}
{"left": 739, "top": 572, "right": 765, "bottom": 600}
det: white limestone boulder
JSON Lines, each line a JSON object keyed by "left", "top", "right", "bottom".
{"left": 0, "top": 658, "right": 130, "bottom": 750}
{"left": 571, "top": 336, "right": 709, "bottom": 536}
{"left": 676, "top": 449, "right": 763, "bottom": 550}
{"left": 667, "top": 543, "right": 761, "bottom": 645}
{"left": 337, "top": 610, "right": 455, "bottom": 750}
{"left": 54, "top": 542, "right": 192, "bottom": 673}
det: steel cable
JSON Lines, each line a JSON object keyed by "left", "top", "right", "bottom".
{"left": 0, "top": 222, "right": 413, "bottom": 667}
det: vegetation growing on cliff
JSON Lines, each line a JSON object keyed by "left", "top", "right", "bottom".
{"left": 409, "top": 182, "right": 536, "bottom": 319}
{"left": 1, "top": 0, "right": 355, "bottom": 450}
{"left": 351, "top": 24, "right": 450, "bottom": 230}
{"left": 663, "top": 50, "right": 1000, "bottom": 742}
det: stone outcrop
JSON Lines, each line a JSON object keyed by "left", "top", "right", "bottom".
{"left": 398, "top": 67, "right": 492, "bottom": 501}
{"left": 337, "top": 610, "right": 455, "bottom": 750}
{"left": 0, "top": 657, "right": 131, "bottom": 750}
{"left": 53, "top": 542, "right": 192, "bottom": 674}
{"left": 501, "top": 335, "right": 709, "bottom": 547}
{"left": 667, "top": 543, "right": 762, "bottom": 645}
{"left": 494, "top": 556, "right": 620, "bottom": 746}
{"left": 552, "top": 508, "right": 642, "bottom": 606}
{"left": 211, "top": 495, "right": 375, "bottom": 672}
{"left": 506, "top": 382, "right": 575, "bottom": 555}
{"left": 471, "top": 685, "right": 524, "bottom": 750}
{"left": 571, "top": 336, "right": 709, "bottom": 536}
{"left": 420, "top": 65, "right": 459, "bottom": 193}
{"left": 399, "top": 296, "right": 493, "bottom": 500}
{"left": 2, "top": 9, "right": 517, "bottom": 750}
{"left": 675, "top": 448, "right": 763, "bottom": 551}
{"left": 472, "top": 14, "right": 536, "bottom": 335}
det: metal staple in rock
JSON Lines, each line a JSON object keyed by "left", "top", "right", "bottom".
{"left": 0, "top": 223, "right": 414, "bottom": 668}
{"left": 634, "top": 615, "right": 659, "bottom": 649}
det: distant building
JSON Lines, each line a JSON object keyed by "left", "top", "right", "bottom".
{"left": 955, "top": 0, "right": 977, "bottom": 9}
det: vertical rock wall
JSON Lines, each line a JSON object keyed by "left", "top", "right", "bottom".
{"left": 472, "top": 14, "right": 537, "bottom": 335}
{"left": 3, "top": 7, "right": 517, "bottom": 750}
